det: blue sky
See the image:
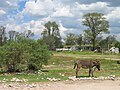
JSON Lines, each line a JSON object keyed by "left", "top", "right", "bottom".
{"left": 0, "top": 0, "right": 120, "bottom": 41}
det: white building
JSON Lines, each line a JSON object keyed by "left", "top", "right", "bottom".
{"left": 109, "top": 47, "right": 119, "bottom": 54}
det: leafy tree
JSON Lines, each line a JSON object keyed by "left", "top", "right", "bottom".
{"left": 26, "top": 39, "right": 51, "bottom": 70}
{"left": 65, "top": 33, "right": 77, "bottom": 45}
{"left": 99, "top": 35, "right": 117, "bottom": 49}
{"left": 0, "top": 40, "right": 30, "bottom": 72}
{"left": 115, "top": 41, "right": 120, "bottom": 49}
{"left": 106, "top": 35, "right": 116, "bottom": 45}
{"left": 82, "top": 13, "right": 109, "bottom": 50}
{"left": 0, "top": 31, "right": 51, "bottom": 73}
{"left": 76, "top": 34, "right": 83, "bottom": 46}
{"left": 0, "top": 26, "right": 6, "bottom": 46}
{"left": 8, "top": 30, "right": 19, "bottom": 41}
{"left": 16, "top": 36, "right": 51, "bottom": 71}
{"left": 42, "top": 21, "right": 62, "bottom": 49}
{"left": 24, "top": 30, "right": 34, "bottom": 38}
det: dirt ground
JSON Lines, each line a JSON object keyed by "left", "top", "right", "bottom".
{"left": 0, "top": 80, "right": 120, "bottom": 90}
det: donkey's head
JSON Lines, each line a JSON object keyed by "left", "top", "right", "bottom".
{"left": 93, "top": 60, "right": 100, "bottom": 71}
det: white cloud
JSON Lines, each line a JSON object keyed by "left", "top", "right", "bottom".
{"left": 59, "top": 21, "right": 68, "bottom": 37}
{"left": 75, "top": 2, "right": 111, "bottom": 13}
{"left": 52, "top": 4, "right": 73, "bottom": 17}
{"left": 22, "top": 0, "right": 54, "bottom": 16}
{"left": 0, "top": 9, "right": 6, "bottom": 15}
{"left": 0, "top": 0, "right": 18, "bottom": 11}
{"left": 106, "top": 7, "right": 120, "bottom": 20}
{"left": 22, "top": 20, "right": 44, "bottom": 34}
{"left": 4, "top": 11, "right": 55, "bottom": 38}
{"left": 22, "top": 0, "right": 73, "bottom": 17}
{"left": 6, "top": 23, "right": 21, "bottom": 32}
{"left": 5, "top": 1, "right": 16, "bottom": 6}
{"left": 5, "top": 17, "right": 70, "bottom": 39}
{"left": 1, "top": 0, "right": 120, "bottom": 41}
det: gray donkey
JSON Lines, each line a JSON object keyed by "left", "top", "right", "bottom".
{"left": 74, "top": 60, "right": 100, "bottom": 78}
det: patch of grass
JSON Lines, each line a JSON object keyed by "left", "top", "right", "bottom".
{"left": 47, "top": 55, "right": 120, "bottom": 77}
{"left": 0, "top": 51, "right": 120, "bottom": 82}
{"left": 53, "top": 51, "right": 101, "bottom": 55}
{"left": 0, "top": 69, "right": 73, "bottom": 82}
{"left": 53, "top": 51, "right": 120, "bottom": 60}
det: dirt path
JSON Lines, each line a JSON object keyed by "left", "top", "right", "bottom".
{"left": 0, "top": 80, "right": 120, "bottom": 90}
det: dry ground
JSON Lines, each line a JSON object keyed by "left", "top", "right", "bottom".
{"left": 0, "top": 80, "right": 120, "bottom": 90}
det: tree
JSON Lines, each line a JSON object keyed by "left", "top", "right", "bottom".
{"left": 0, "top": 26, "right": 6, "bottom": 46}
{"left": 8, "top": 30, "right": 19, "bottom": 41}
{"left": 0, "top": 30, "right": 51, "bottom": 72}
{"left": 65, "top": 33, "right": 77, "bottom": 45}
{"left": 24, "top": 30, "right": 34, "bottom": 38}
{"left": 115, "top": 41, "right": 120, "bottom": 49}
{"left": 27, "top": 39, "right": 51, "bottom": 70}
{"left": 99, "top": 35, "right": 117, "bottom": 49}
{"left": 82, "top": 13, "right": 109, "bottom": 50}
{"left": 42, "top": 21, "right": 62, "bottom": 49}
{"left": 0, "top": 40, "right": 30, "bottom": 72}
{"left": 76, "top": 34, "right": 83, "bottom": 46}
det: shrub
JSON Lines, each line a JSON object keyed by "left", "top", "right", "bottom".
{"left": 0, "top": 38, "right": 51, "bottom": 73}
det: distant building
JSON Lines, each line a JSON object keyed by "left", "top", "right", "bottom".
{"left": 109, "top": 47, "right": 119, "bottom": 54}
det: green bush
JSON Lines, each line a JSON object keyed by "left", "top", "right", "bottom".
{"left": 0, "top": 38, "right": 51, "bottom": 73}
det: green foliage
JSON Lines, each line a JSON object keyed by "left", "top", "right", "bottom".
{"left": 0, "top": 40, "right": 29, "bottom": 72}
{"left": 99, "top": 35, "right": 117, "bottom": 48}
{"left": 65, "top": 33, "right": 77, "bottom": 45}
{"left": 76, "top": 34, "right": 83, "bottom": 46}
{"left": 82, "top": 13, "right": 109, "bottom": 50}
{"left": 0, "top": 35, "right": 51, "bottom": 73}
{"left": 28, "top": 39, "right": 51, "bottom": 70}
{"left": 42, "top": 21, "right": 62, "bottom": 49}
{"left": 115, "top": 41, "right": 120, "bottom": 48}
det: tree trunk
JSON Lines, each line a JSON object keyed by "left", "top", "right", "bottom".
{"left": 92, "top": 38, "right": 95, "bottom": 51}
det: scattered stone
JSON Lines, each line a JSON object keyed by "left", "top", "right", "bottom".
{"left": 65, "top": 80, "right": 69, "bottom": 81}
{"left": 37, "top": 70, "right": 46, "bottom": 76}
{"left": 47, "top": 77, "right": 61, "bottom": 81}
{"left": 53, "top": 62, "right": 55, "bottom": 64}
{"left": 68, "top": 76, "right": 77, "bottom": 81}
{"left": 41, "top": 78, "right": 44, "bottom": 80}
{"left": 68, "top": 75, "right": 117, "bottom": 81}
{"left": 2, "top": 85, "right": 7, "bottom": 88}
{"left": 46, "top": 84, "right": 51, "bottom": 87}
{"left": 29, "top": 84, "right": 37, "bottom": 88}
{"left": 10, "top": 78, "right": 28, "bottom": 82}
{"left": 59, "top": 73, "right": 65, "bottom": 76}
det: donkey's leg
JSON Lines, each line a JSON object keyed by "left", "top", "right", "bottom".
{"left": 91, "top": 67, "right": 96, "bottom": 77}
{"left": 89, "top": 68, "right": 92, "bottom": 77}
{"left": 76, "top": 67, "right": 80, "bottom": 78}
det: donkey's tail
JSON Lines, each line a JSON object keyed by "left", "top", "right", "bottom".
{"left": 73, "top": 60, "right": 77, "bottom": 69}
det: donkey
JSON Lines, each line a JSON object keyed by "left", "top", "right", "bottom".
{"left": 73, "top": 60, "right": 100, "bottom": 78}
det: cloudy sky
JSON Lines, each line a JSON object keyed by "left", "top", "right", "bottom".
{"left": 0, "top": 0, "right": 120, "bottom": 41}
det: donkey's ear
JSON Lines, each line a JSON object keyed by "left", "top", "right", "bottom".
{"left": 95, "top": 59, "right": 100, "bottom": 62}
{"left": 95, "top": 59, "right": 98, "bottom": 61}
{"left": 97, "top": 60, "right": 99, "bottom": 62}
{"left": 96, "top": 60, "right": 100, "bottom": 64}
